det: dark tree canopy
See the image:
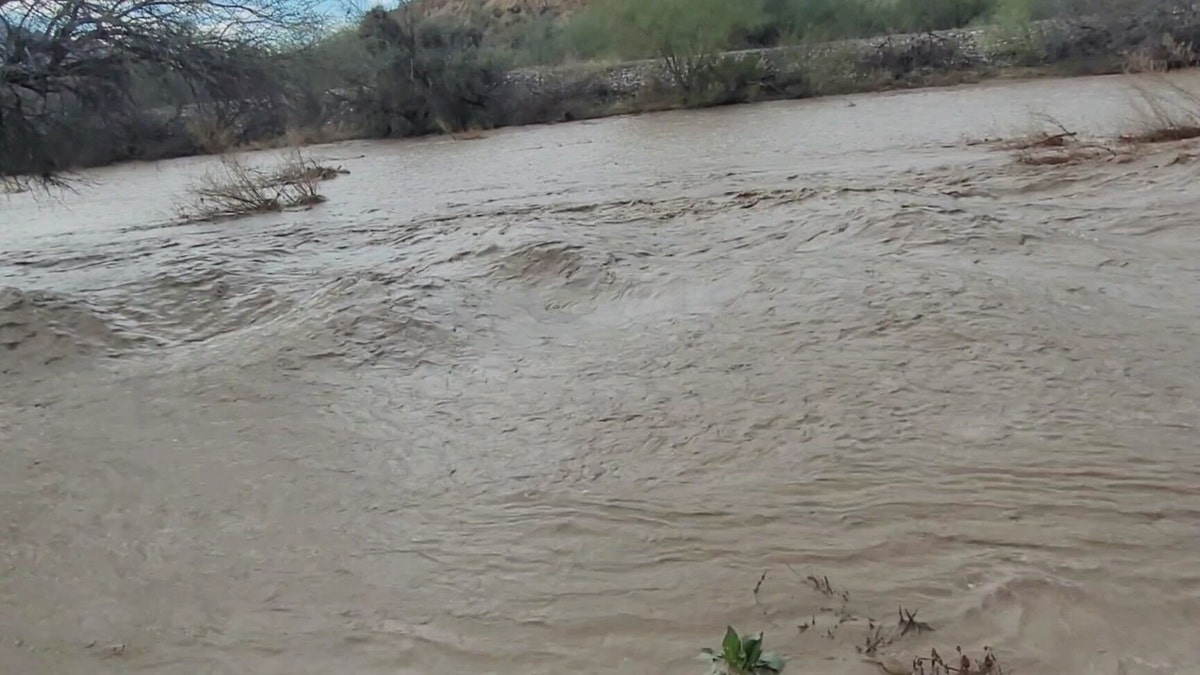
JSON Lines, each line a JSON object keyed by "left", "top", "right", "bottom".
{"left": 0, "top": 0, "right": 323, "bottom": 182}
{"left": 351, "top": 3, "right": 505, "bottom": 136}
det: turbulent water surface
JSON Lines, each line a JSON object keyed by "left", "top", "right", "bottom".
{"left": 3, "top": 73, "right": 1200, "bottom": 675}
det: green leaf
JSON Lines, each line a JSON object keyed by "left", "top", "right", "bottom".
{"left": 722, "top": 626, "right": 742, "bottom": 667}
{"left": 758, "top": 652, "right": 786, "bottom": 672}
{"left": 742, "top": 633, "right": 763, "bottom": 668}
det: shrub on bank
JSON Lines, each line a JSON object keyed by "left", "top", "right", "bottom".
{"left": 4, "top": 0, "right": 1197, "bottom": 184}
{"left": 348, "top": 6, "right": 509, "bottom": 137}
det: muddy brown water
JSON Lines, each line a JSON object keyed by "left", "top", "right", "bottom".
{"left": 3, "top": 73, "right": 1200, "bottom": 675}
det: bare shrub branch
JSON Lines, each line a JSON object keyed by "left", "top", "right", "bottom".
{"left": 0, "top": 0, "right": 324, "bottom": 183}
{"left": 180, "top": 148, "right": 343, "bottom": 221}
{"left": 1120, "top": 77, "right": 1200, "bottom": 143}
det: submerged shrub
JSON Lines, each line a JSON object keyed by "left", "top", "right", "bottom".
{"left": 181, "top": 149, "right": 342, "bottom": 221}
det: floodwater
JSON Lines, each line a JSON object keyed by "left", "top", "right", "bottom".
{"left": 2, "top": 72, "right": 1199, "bottom": 675}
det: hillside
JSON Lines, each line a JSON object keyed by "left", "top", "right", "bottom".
{"left": 411, "top": 0, "right": 589, "bottom": 26}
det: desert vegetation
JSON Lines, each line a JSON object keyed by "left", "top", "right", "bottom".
{"left": 486, "top": 0, "right": 1183, "bottom": 64}
{"left": 702, "top": 626, "right": 786, "bottom": 674}
{"left": 3, "top": 0, "right": 1199, "bottom": 186}
{"left": 998, "top": 46, "right": 1200, "bottom": 169}
{"left": 0, "top": 0, "right": 331, "bottom": 184}
{"left": 700, "top": 571, "right": 1007, "bottom": 675}
{"left": 179, "top": 149, "right": 344, "bottom": 221}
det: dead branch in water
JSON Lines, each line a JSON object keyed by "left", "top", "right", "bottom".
{"left": 911, "top": 645, "right": 1004, "bottom": 675}
{"left": 1120, "top": 77, "right": 1200, "bottom": 143}
{"left": 273, "top": 150, "right": 350, "bottom": 184}
{"left": 1003, "top": 113, "right": 1079, "bottom": 150}
{"left": 857, "top": 606, "right": 934, "bottom": 657}
{"left": 899, "top": 606, "right": 935, "bottom": 636}
{"left": 1003, "top": 115, "right": 1124, "bottom": 166}
{"left": 805, "top": 573, "right": 851, "bottom": 602}
{"left": 1003, "top": 78, "right": 1200, "bottom": 166}
{"left": 1016, "top": 144, "right": 1120, "bottom": 165}
{"left": 180, "top": 149, "right": 345, "bottom": 221}
{"left": 751, "top": 569, "right": 1006, "bottom": 674}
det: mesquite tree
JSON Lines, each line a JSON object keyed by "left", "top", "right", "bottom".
{"left": 0, "top": 0, "right": 323, "bottom": 183}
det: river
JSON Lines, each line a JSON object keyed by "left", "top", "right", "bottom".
{"left": 2, "top": 72, "right": 1199, "bottom": 675}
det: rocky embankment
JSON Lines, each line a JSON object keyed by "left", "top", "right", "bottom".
{"left": 19, "top": 4, "right": 1200, "bottom": 173}
{"left": 493, "top": 4, "right": 1200, "bottom": 123}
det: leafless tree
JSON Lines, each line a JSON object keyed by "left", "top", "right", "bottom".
{"left": 0, "top": 0, "right": 324, "bottom": 184}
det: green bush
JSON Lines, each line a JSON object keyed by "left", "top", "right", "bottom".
{"left": 559, "top": 7, "right": 622, "bottom": 60}
{"left": 353, "top": 6, "right": 508, "bottom": 135}
{"left": 886, "top": 0, "right": 995, "bottom": 32}
{"left": 695, "top": 54, "right": 773, "bottom": 106}
{"left": 756, "top": 0, "right": 998, "bottom": 44}
{"left": 760, "top": 0, "right": 886, "bottom": 43}
{"left": 701, "top": 626, "right": 785, "bottom": 675}
{"left": 589, "top": 0, "right": 766, "bottom": 99}
{"left": 981, "top": 0, "right": 1044, "bottom": 66}
{"left": 499, "top": 16, "right": 574, "bottom": 67}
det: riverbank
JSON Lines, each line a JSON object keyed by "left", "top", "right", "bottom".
{"left": 485, "top": 5, "right": 1200, "bottom": 126}
{"left": 5, "top": 71, "right": 1200, "bottom": 675}
{"left": 11, "top": 2, "right": 1199, "bottom": 180}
